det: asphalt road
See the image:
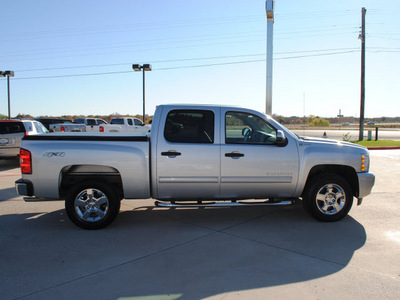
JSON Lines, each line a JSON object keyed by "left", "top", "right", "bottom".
{"left": 0, "top": 151, "right": 399, "bottom": 300}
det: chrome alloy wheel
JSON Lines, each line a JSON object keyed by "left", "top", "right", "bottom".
{"left": 74, "top": 188, "right": 109, "bottom": 222}
{"left": 315, "top": 183, "right": 346, "bottom": 215}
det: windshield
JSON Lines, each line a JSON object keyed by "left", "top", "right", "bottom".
{"left": 266, "top": 116, "right": 299, "bottom": 140}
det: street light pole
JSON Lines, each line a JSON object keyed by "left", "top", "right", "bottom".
{"left": 132, "top": 64, "right": 152, "bottom": 124}
{"left": 0, "top": 72, "right": 4, "bottom": 119}
{"left": 265, "top": 0, "right": 275, "bottom": 116}
{"left": 142, "top": 68, "right": 146, "bottom": 124}
{"left": 0, "top": 70, "right": 14, "bottom": 119}
{"left": 358, "top": 8, "right": 366, "bottom": 141}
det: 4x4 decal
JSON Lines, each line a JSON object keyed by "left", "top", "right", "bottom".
{"left": 43, "top": 152, "right": 65, "bottom": 158}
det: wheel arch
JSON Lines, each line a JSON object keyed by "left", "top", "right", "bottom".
{"left": 59, "top": 164, "right": 124, "bottom": 199}
{"left": 303, "top": 165, "right": 359, "bottom": 198}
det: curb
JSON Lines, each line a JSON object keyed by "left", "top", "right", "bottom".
{"left": 367, "top": 146, "right": 400, "bottom": 150}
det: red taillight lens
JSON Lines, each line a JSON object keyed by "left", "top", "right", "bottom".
{"left": 100, "top": 126, "right": 104, "bottom": 132}
{"left": 61, "top": 126, "right": 65, "bottom": 132}
{"left": 20, "top": 148, "right": 32, "bottom": 174}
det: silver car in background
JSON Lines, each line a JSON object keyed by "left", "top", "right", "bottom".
{"left": 0, "top": 120, "right": 48, "bottom": 159}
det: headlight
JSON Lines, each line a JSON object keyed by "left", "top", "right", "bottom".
{"left": 361, "top": 154, "right": 370, "bottom": 172}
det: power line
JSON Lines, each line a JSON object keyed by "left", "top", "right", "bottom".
{"left": 0, "top": 10, "right": 372, "bottom": 63}
{"left": 10, "top": 49, "right": 364, "bottom": 81}
{"left": 15, "top": 46, "right": 396, "bottom": 73}
{"left": 14, "top": 53, "right": 268, "bottom": 72}
{"left": 1, "top": 9, "right": 372, "bottom": 42}
{"left": 1, "top": 30, "right": 357, "bottom": 63}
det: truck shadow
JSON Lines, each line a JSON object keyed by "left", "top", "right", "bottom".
{"left": 0, "top": 158, "right": 19, "bottom": 171}
{"left": 1, "top": 202, "right": 366, "bottom": 299}
{"left": 0, "top": 187, "right": 20, "bottom": 201}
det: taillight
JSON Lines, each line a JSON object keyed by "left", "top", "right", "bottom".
{"left": 100, "top": 126, "right": 104, "bottom": 132}
{"left": 20, "top": 148, "right": 32, "bottom": 174}
{"left": 61, "top": 126, "right": 65, "bottom": 132}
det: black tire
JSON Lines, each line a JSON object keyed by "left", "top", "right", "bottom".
{"left": 65, "top": 180, "right": 120, "bottom": 229}
{"left": 303, "top": 173, "right": 353, "bottom": 222}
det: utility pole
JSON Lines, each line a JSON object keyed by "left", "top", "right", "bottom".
{"left": 358, "top": 7, "right": 366, "bottom": 140}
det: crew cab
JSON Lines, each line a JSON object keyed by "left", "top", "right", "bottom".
{"left": 15, "top": 104, "right": 375, "bottom": 229}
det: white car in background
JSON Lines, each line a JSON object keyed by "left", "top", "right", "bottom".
{"left": 0, "top": 120, "right": 48, "bottom": 159}
{"left": 110, "top": 117, "right": 151, "bottom": 133}
{"left": 50, "top": 118, "right": 121, "bottom": 132}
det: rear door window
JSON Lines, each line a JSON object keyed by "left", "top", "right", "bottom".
{"left": 0, "top": 122, "right": 25, "bottom": 134}
{"left": 164, "top": 110, "right": 214, "bottom": 143}
{"left": 86, "top": 119, "right": 96, "bottom": 125}
{"left": 110, "top": 119, "right": 123, "bottom": 125}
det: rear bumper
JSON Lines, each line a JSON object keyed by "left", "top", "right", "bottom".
{"left": 357, "top": 172, "right": 375, "bottom": 199}
{"left": 15, "top": 179, "right": 34, "bottom": 196}
{"left": 0, "top": 147, "right": 19, "bottom": 157}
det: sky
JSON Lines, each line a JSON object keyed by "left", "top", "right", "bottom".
{"left": 0, "top": 0, "right": 399, "bottom": 119}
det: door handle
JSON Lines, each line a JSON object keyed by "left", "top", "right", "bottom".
{"left": 225, "top": 152, "right": 244, "bottom": 158}
{"left": 161, "top": 150, "right": 182, "bottom": 157}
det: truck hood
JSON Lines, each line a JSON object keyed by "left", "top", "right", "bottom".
{"left": 299, "top": 136, "right": 368, "bottom": 151}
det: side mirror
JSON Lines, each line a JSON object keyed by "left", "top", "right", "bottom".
{"left": 276, "top": 130, "right": 288, "bottom": 147}
{"left": 242, "top": 127, "right": 250, "bottom": 136}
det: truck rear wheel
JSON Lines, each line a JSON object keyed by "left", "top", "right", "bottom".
{"left": 65, "top": 180, "right": 120, "bottom": 229}
{"left": 303, "top": 174, "right": 353, "bottom": 222}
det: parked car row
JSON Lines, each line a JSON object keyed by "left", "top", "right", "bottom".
{"left": 1, "top": 116, "right": 151, "bottom": 159}
{"left": 50, "top": 117, "right": 151, "bottom": 133}
{"left": 49, "top": 118, "right": 117, "bottom": 132}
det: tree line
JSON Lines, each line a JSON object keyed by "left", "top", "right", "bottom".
{"left": 2, "top": 112, "right": 399, "bottom": 127}
{"left": 0, "top": 113, "right": 154, "bottom": 124}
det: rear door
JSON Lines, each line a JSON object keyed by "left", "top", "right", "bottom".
{"left": 155, "top": 107, "right": 221, "bottom": 200}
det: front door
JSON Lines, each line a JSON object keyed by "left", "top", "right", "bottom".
{"left": 220, "top": 109, "right": 299, "bottom": 199}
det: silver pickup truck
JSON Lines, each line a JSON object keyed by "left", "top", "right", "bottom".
{"left": 15, "top": 104, "right": 375, "bottom": 229}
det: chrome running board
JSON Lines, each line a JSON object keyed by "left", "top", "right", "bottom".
{"left": 154, "top": 199, "right": 296, "bottom": 208}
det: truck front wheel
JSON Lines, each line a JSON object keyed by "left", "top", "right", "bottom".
{"left": 303, "top": 174, "right": 353, "bottom": 222}
{"left": 65, "top": 180, "right": 120, "bottom": 229}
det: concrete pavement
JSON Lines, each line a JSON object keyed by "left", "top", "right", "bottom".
{"left": 0, "top": 151, "right": 399, "bottom": 300}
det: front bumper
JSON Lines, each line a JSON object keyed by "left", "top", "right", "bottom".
{"left": 357, "top": 172, "right": 375, "bottom": 199}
